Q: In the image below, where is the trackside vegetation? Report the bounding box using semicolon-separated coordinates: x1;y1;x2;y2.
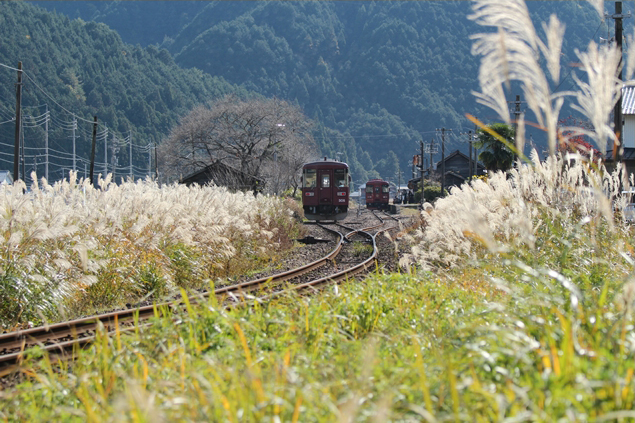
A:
0;173;305;330
2;152;635;420
4;1;635;420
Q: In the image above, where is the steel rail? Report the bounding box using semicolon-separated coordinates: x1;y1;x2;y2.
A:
259;226;388;300
201;224;344;298
0;216;398;375
0;223;373;377
0;225;346;372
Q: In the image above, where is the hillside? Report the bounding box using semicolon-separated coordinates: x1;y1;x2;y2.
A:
0;1;244;183
26;1;611;184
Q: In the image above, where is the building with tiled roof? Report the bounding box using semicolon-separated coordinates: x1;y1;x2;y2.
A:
622;84;635;150
605;84;635;175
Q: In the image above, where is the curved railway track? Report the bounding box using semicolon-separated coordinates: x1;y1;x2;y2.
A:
0;209;400;377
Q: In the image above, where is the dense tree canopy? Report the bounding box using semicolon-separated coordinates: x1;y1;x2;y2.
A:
0;1;244;183
18;1;611;183
475;123;515;173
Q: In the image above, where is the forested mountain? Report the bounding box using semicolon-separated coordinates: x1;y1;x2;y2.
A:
0;1;244;183
24;1;612;184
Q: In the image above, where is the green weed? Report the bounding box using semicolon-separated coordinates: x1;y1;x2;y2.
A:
352;241;373;257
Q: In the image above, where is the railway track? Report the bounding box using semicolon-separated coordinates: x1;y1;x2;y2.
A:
0;209;400;377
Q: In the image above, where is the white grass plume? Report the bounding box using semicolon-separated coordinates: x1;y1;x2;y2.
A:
404;152;624;271
0;171;300;327
470;0;593;156
587;0;605;19
571;41;623;154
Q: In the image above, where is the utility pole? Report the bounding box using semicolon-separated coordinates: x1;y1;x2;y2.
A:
90;116;97;187
469;131;473;180
129;130;133;179
21;126;25;182
512;95;523;133
148;142;152;179
473;123;480;177
436;128;451;195
104;124;108;176
111;132;118;180
72;116;77;173
513;95;521;164
441;128;446;195
428;139;434;176
45;104;49;181
420;139;424;206
424;139;438;202
607;1;630;161
507;94;526;162
13;62;22;182
154;143;158;181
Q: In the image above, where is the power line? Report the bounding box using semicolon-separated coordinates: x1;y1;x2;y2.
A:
0;62;21;72
21;71;96;126
313;130;437;140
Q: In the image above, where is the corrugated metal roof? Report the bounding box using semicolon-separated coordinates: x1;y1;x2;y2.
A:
623;85;635;115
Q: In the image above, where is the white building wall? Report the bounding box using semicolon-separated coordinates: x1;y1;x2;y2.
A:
624;115;635;149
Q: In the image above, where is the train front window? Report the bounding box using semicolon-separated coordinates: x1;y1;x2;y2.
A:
382;185;390;193
321;174;330;188
374;187;380;193
366;186;373;193
334;169;348;187
303;169;317;188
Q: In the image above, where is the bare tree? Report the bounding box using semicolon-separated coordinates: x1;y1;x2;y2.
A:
261;132;319;196
158;95;316;190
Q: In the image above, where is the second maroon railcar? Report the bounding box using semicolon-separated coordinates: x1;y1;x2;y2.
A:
301;158;350;221
365;179;390;210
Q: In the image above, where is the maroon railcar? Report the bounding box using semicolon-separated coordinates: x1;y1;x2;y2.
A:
301;158;350;221
365;179;390;210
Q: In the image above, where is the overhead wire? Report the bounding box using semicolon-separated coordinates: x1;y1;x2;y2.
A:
0;63;21;72
554;18;607;93
11;64;135;143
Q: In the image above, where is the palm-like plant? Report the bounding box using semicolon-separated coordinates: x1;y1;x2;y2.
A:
475;123;515;172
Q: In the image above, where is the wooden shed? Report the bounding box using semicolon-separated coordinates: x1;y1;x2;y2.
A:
436;150;485;186
179;161;265;194
408;150;485;192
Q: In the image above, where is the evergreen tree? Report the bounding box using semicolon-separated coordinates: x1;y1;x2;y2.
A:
475;123;515;173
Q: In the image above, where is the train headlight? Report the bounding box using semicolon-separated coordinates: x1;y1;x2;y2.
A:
337;192;347;196
304;192;315;196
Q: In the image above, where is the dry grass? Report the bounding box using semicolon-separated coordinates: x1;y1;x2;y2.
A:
0;173;304;329
4;2;635;420
403;152;628;271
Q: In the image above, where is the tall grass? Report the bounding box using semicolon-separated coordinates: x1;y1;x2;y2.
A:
3;0;635;420
403;151;628;272
0;173;304;329
3;257;635;420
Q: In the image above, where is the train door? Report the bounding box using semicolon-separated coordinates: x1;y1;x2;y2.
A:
318;169;332;204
